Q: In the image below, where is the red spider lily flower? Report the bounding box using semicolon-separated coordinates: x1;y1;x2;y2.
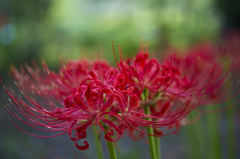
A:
118;52;161;94
162;44;239;110
113;51;208;139
106;64;203;139
118;52;181;102
4;58;153;150
1;55;206;149
144;47;236;135
1;66;126;150
3;42;236;151
116;48;237;139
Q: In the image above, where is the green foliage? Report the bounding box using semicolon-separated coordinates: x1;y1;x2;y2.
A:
0;0;221;72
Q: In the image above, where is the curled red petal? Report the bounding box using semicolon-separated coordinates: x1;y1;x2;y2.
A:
64;97;71;108
100;93;114;112
128;94;139;111
76;130;87;139
73;96;90;112
85;83;94;109
75;140;89;150
88;69;98;80
159;102;170;116
104;131;113;141
101;118;123;142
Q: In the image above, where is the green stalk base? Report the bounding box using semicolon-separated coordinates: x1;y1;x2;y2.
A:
155;137;161;159
144;106;158;159
93;126;104;159
107;141;117;159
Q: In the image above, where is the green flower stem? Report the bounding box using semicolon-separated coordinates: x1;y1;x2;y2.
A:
155;137;161;159
225;78;236;159
143;89;158;159
226;100;236;159
187;123;201;159
224;58;236;159
93;126;104;159
106;140;117;159
205;106;221;159
187;111;206;159
144;105;158;159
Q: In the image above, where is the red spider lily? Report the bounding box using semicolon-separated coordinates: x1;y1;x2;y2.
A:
117;48;237;139
1;67;125;150
2;60;131;149
106;68;201;139
118;52;181;102
107;59;205;139
162;44;239;111
2;40;237;152
1;55;207;150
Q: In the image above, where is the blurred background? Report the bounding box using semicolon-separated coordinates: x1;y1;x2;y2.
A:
0;0;240;159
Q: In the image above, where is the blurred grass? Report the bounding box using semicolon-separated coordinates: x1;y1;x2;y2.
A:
0;0;221;73
186;102;238;159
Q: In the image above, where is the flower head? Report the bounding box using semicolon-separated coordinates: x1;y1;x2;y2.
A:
1;44;236;150
118;52;181;102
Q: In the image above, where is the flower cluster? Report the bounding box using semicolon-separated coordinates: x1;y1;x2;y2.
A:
1;46;232;150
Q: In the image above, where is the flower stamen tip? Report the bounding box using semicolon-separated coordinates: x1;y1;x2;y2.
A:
7;116;11;120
